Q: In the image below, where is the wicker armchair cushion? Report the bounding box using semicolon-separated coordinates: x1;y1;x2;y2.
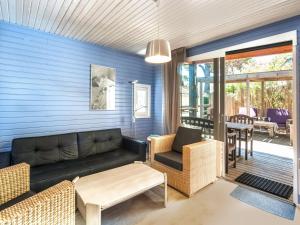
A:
154;151;183;171
172;126;202;153
12;133;78;167
77;128;123;158
0;190;35;211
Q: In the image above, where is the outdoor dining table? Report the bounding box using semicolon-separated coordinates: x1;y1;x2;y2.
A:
226;122;254;160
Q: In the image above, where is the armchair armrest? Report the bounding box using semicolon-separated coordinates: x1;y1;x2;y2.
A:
0;163;30;205
0;180;75;225
182;140;217;191
122;136;147;161
150;134;176;162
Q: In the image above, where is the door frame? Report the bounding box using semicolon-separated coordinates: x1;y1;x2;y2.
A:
187;31;299;205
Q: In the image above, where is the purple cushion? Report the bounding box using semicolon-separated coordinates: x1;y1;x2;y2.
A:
266;108;290;124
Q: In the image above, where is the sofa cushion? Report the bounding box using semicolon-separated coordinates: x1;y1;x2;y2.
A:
30;159;90;192
30;148;140;192
12;133;78;167
77;128;123;158
81;148;141;174
172;126;202;153
154;151;182;171
0;191;36;211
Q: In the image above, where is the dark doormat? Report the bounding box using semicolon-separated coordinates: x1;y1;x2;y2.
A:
235;172;293;199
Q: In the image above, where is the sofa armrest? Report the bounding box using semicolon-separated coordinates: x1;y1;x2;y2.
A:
0;180;75;225
122;136;147;161
0;163;30;205
182;140;217;191
150;134;175;162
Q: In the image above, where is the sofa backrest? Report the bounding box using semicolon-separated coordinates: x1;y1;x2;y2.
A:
12;133;78;167
77;128;122;158
266;108;290;124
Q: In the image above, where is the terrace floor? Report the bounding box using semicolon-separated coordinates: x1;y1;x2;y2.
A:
225;132;293;201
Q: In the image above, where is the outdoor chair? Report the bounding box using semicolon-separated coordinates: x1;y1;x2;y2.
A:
229;114;254;159
225;125;237;173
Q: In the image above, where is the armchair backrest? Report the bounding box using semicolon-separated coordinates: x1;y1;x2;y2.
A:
229;114;254;125
172;126;203;153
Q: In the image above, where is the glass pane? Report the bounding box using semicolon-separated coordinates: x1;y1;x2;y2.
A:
179;62;214;138
225;83;247;117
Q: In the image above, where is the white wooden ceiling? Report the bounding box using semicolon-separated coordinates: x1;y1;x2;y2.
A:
0;0;300;54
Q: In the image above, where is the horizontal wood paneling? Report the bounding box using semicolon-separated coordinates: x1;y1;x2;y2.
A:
187;15;300;57
1;0;300;53
0;22;158;152
153;65;164;135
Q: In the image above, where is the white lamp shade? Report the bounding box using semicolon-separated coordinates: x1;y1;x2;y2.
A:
145;39;171;64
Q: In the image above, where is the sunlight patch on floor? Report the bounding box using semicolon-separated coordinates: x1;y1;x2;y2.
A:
252;140;293;159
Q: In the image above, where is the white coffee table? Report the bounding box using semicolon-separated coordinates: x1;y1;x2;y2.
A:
75;162;167;225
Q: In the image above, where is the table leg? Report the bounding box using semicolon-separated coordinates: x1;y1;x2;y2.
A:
245;130;248;160
164;173;167;208
238;130;241;157
225;142;229;174
86;203;101;225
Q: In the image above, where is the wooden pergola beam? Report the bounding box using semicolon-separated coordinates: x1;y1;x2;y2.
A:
226;42;292;60
197;70;292;83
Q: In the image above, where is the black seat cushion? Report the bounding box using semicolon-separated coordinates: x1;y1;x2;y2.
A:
77;128;123;158
155;151;182;171
0;191;36;211
30;159;91;192
80;148;141;174
30;148;140;192
172;126;202;153
12;133;78;167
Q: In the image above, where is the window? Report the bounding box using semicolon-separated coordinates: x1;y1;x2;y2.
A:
134;84;151;118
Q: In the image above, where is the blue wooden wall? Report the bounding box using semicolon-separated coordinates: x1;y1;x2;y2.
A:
0;21;159;152
153;65;164;135
188;15;300;57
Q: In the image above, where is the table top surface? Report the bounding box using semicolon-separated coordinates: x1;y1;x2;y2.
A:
226;122;253;130
75;163;165;209
253;120;278;127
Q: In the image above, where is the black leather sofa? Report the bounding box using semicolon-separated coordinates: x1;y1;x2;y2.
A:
0;128;146;192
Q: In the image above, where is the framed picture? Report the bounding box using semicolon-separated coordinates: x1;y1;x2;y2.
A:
90;64;116;110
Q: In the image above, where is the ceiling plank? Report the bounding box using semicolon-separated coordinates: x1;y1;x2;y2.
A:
8;0;17;23
15;0;23;24
38;0;57;30
0;0;10;21
48;0;73;33
34;0;49;29
0;0;299;54
28;0;41;27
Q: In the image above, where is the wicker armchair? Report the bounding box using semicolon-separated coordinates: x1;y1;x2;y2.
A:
0;163;75;225
150;134;217;197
